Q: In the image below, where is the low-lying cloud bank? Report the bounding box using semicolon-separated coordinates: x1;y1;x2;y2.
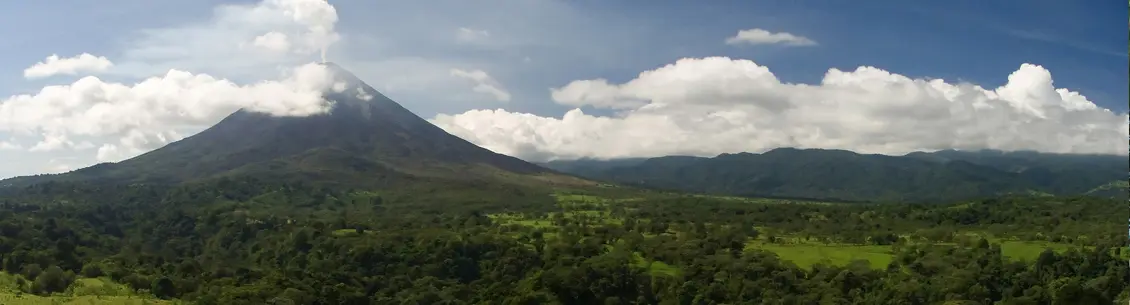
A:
431;57;1129;161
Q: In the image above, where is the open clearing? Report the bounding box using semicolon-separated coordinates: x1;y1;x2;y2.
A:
0;295;179;305
0;273;177;305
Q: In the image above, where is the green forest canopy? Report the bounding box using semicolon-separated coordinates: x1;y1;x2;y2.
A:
0;177;1123;304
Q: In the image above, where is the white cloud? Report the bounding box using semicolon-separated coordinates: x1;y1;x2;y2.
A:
266;0;340;54
0;140;21;151
240;0;340;57
115;0;340;79
28;133;74;152
73;142;96;150
45;159;73;174
1;62;338;163
450;68;511;102
725;28;817;46
431;57;1129;161
252;31;293;53
96;129;184;163
456;27;491;42
23;53;114;79
355;87;373;101
0;0;346;175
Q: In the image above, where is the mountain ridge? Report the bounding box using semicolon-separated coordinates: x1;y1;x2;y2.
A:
541;148;1127;203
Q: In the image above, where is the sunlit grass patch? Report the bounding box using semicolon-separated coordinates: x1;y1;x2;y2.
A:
0;272;178;305
631;252;680;277
491;209;624;229
510;219;557;229
997;240;1074;262
331;229;376;237
957;233;1085;262
0;294;182;305
550;211;622;225
552;193;614;210
69;278;136;297
489;213;560;230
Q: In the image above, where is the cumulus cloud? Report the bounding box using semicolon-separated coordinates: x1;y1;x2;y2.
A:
28;133;75;152
266;0;340;55
252;31;293;53
96;130;184;163
23;53;114;79
725;28;817;46
431;57;1129;161
118;0;340;78
450;69;511;102
1;62;338;163
355;87;373;101
456;27;491;42
0;0;347;174
0;140;21;151
45;159;73;174
243;0;339;59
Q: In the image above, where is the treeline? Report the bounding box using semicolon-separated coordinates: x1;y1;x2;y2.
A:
0;179;1123;304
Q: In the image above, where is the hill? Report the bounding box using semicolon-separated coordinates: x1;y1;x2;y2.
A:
0;63;589;190
542;148;1127;203
537;158;649;179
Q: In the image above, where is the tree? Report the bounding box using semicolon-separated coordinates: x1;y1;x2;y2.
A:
31;265;73;294
152;277;177;299
81;263;103;278
22;264;42;281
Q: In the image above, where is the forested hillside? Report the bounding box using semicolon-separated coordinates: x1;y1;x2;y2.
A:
542;148;1127;203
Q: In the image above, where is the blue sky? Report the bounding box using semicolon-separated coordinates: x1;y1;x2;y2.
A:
0;0;1126;178
554;0;1129;112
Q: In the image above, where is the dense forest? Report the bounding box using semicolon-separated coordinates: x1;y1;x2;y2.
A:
0;177;1123;304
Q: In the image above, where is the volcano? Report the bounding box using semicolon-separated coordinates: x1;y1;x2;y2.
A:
1;63;588;189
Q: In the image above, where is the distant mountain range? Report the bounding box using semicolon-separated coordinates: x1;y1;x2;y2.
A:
540;148;1128;203
0;63;589;190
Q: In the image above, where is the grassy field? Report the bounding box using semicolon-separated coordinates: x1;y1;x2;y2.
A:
631;252;680;277
331;228;378;237
0;273;178;305
489;214;558;229
742;236;1079;269
0;295;179;305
